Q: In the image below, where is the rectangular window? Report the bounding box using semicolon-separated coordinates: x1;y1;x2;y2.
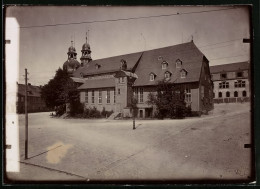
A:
185;88;192;102
237;72;243;78
221;73;227;79
118;88;120;95
114;88;116;103
219;81;229;89
139;88;144;103
98;90;102;104
150;74;154;81
107;90;110;104
119;77;125;83
181;71;186;78
235;80;246;88
91;90;94;104
85;90;88;103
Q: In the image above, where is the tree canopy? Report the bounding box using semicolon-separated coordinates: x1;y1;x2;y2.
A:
147;80;187;119
41;68;80;115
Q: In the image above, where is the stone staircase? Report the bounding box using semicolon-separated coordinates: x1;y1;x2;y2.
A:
108;112;122;120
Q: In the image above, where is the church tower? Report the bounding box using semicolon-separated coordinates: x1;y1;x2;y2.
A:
80;32;92;66
63;40;80;75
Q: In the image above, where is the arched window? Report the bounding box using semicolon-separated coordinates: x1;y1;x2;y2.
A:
234;91;238;97
218;92;222;98
242;91;247;97
226;91;230;97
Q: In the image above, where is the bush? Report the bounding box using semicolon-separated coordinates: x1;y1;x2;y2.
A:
55;104;66;116
101;107;113;118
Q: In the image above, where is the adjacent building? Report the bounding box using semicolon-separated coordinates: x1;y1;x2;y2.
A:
63;33;214;118
210;61;250;103
17;83;48;113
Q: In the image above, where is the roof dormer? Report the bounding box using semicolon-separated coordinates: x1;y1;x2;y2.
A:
95;64;101;69
161;61;168;70
149;72;157;81
180;69;188;78
176;59;182;68
164;71;172;80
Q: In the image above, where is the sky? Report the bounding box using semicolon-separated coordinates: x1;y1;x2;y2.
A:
5;6;250;86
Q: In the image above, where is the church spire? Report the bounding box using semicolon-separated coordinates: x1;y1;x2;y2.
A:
80;31;92;66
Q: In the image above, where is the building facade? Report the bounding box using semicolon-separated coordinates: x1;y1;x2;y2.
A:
17;83;48;113
210;62;250;103
64;34;214;118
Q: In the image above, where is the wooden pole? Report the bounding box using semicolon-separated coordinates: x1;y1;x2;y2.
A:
25;68;28;159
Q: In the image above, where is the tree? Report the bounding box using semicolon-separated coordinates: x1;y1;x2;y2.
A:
41;68;81;116
130;96;138;129
147;80;186;119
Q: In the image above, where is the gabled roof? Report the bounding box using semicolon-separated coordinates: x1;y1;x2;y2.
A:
210;61;249;73
78;78;115;90
73;52;143;77
133;41;205;86
18;83;42;97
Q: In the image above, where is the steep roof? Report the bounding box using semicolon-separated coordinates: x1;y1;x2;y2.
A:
210;61;249;73
73;52;143;77
78;78;115;90
133;41;205;86
18;84;42;97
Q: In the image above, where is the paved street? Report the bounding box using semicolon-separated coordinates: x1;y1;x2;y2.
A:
6;103;252;182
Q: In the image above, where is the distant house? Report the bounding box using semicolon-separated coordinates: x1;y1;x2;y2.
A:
210;61;250;103
17;83;48;113
63;33;214;118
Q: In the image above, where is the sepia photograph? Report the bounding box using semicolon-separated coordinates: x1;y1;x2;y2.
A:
4;5;254;183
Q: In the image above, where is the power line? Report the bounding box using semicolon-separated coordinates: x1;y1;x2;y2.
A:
209;54;248;61
19;7;235;29
198;38;243;48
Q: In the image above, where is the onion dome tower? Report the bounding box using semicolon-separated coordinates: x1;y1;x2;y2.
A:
80;32;92;66
63;40;80;75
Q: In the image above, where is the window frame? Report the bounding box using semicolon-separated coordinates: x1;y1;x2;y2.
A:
91;90;95;104
107;90;110;104
98;90;102;104
185;88;192;102
85;90;88;103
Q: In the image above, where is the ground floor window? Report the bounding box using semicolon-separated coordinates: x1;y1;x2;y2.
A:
243;90;247;97
226;91;230;98
107;90;110;103
92;90;95;103
185;88;191;102
234;91;238;97
85;90;88;103
99;90;102;104
218;92;222;98
139;88;144;103
114;88;116;103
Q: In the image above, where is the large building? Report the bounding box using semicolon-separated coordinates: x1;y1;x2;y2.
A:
63;34;214;118
17;83;48;113
210;62;250;103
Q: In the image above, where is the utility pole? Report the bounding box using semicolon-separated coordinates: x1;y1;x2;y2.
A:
25;68;28;159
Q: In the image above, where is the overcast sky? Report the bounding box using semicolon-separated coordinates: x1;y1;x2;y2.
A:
6;6;250;85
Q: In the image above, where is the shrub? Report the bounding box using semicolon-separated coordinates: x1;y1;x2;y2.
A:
55;104;66;116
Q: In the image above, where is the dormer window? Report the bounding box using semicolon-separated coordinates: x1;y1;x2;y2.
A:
158;56;163;61
164;71;172;80
162;61;168;69
95;64;101;69
180;69;187;78
176;59;182;68
149;72;156;81
80;72;84;78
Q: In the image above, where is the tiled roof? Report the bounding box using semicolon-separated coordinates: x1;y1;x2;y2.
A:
73;52;143;77
133;42;205;86
70;77;85;83
78;78;115;90
18;84;42;97
210;61;249;73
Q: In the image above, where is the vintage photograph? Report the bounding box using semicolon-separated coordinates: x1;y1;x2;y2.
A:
5;6;253;183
